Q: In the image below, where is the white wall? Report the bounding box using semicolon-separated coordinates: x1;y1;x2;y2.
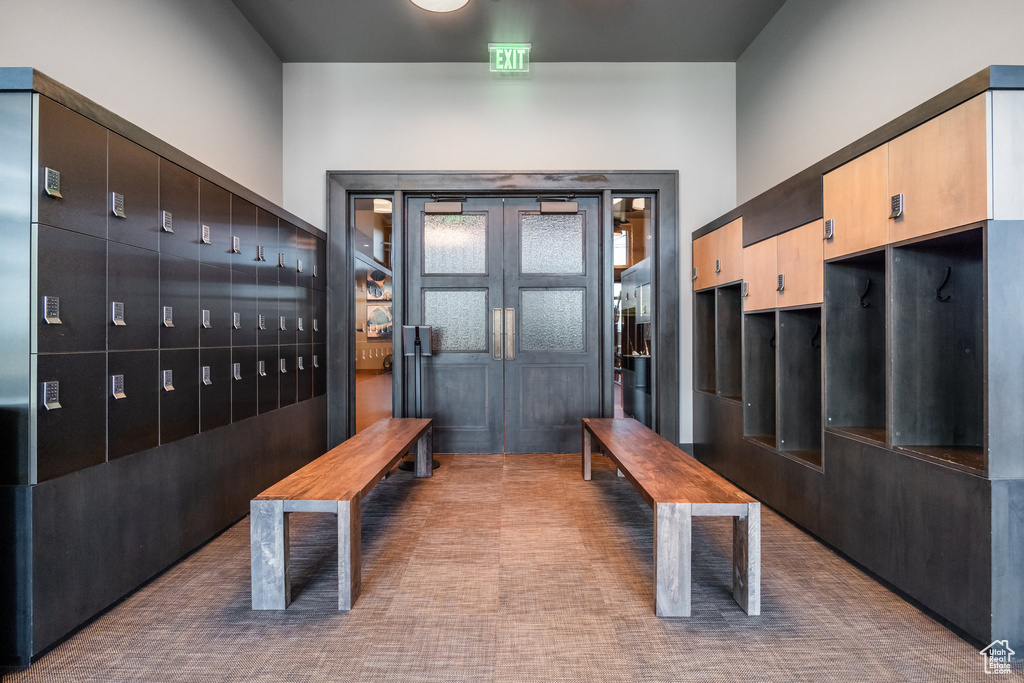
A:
737;0;1024;203
0;0;284;204
283;62;738;442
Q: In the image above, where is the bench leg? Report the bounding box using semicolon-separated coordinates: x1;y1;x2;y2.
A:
416;428;433;478
732;502;761;616
582;428;592;481
338;497;362;610
655;502;691;617
251;500;290;610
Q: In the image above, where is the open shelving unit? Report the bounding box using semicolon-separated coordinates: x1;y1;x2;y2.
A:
777;307;822;468
693;289;716;394
742;311;777;449
715;284;743;401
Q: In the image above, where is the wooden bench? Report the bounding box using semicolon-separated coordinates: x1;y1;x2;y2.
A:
250;417;433;610
581;417;760;617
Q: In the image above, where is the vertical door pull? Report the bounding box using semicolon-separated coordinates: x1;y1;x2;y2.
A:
492;308;503;360
504;308;516;360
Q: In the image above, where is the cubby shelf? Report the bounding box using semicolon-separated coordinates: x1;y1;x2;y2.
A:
715;284;743;401
742;311;777;447
824;250;886;445
778;308;823;468
693;289;716;394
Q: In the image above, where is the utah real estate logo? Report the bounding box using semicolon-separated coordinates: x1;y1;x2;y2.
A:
980;640;1015;675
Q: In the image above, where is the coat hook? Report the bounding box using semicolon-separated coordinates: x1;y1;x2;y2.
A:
936;266;952;302
810;324;821;349
859;278;871;308
769;331;776;349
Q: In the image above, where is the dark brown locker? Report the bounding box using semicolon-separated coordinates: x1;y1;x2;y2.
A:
313;238;327;291
256;345;279;415
159;255;199;350
278;284;297;347
36;226;106;354
312;343;326;398
278;221;298;286
231;271;258;348
279;345;297;407
296;228;316;290
36;96;107;239
107;350;159;460
199;264;231;348
311;289;327;344
158;160;200;261
296;343;313;402
296;286;313;346
256;208;278;282
159;348;199;444
107;133;159;250
199;179;232;270
230;195;258;277
35;352;106;481
108;242;159;352
231;346;258;422
256;278;278;348
199;347;231;432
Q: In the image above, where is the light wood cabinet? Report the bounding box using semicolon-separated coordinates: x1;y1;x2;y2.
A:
692;217;743;290
692;232;716;291
742;236;777;311
777;220;824;307
889;94;990;243
823;145;890;259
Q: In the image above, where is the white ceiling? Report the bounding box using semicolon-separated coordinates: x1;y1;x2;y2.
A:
230;0;787;63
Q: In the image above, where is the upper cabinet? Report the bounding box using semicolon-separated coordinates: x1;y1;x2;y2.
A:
692;217;742;290
823;145;889;260
776;220;823;307
888;94;990;243
742;236;777;312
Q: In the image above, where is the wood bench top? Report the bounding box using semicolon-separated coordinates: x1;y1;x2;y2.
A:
254;418;432;503
583;418;755;508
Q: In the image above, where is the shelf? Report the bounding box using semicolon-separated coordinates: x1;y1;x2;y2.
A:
830;426;887;445
742;311;777;442
824;250;886;437
896;444;985;473
891;228;984;473
778;308;822;462
716;284;743;399
693;289;716;393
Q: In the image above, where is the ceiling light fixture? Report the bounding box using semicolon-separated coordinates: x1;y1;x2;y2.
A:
373;198;393;214
410;0;470;12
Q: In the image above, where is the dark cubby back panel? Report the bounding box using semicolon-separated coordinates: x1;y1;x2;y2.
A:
742;311;777;442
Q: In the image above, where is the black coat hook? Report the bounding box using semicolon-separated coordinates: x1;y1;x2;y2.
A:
769;331;776;349
859;278;871;308
936;266;952;302
810;324;821;349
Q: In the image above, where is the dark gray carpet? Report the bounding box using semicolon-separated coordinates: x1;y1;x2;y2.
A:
7;453;1020;682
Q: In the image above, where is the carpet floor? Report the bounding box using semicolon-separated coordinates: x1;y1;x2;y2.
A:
6;453;1019;682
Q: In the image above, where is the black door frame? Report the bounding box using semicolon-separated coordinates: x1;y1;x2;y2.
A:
326;171;680;449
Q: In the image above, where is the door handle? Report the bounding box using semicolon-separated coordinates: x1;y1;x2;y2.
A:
492;308;503;360
504;308;516;360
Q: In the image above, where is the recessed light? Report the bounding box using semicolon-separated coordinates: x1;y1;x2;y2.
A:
410;0;470;12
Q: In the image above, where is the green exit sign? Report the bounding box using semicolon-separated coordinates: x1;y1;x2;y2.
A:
489;43;531;73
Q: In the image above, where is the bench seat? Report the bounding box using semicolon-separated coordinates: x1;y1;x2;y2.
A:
581;417;760;617
251;417;433;610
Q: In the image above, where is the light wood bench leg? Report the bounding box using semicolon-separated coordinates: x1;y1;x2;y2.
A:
655;502;692;617
251;500;290;610
416;428;433;478
338;496;362;610
582;428;592;480
732;502;761;615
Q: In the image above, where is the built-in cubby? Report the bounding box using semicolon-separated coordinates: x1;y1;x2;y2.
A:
693;289;716;393
891;227;984;472
824;250;886;444
742;311;776;449
777;308;822;468
715;284;743;401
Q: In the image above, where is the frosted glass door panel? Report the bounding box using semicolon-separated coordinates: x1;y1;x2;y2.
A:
520;214;584;274
520;289;585;352
423;214;488;274
423;289;488;352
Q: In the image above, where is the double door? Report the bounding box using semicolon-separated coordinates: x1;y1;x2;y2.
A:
407;196;601;453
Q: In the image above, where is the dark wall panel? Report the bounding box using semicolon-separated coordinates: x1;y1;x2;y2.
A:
36;97;107;239
108;242;159;352
257;346;279;415
256;208;278;282
199;179;232;270
159;349;199;444
199;264;232;348
31;397;327;656
36;226;106;354
159;255;199;350
199;347;231;432
158;160;200;261
230;196;258;277
107;133;158;251
279;345;297;407
231;347;258;423
35;352;106;482
107;350;159;460
231;271;258;348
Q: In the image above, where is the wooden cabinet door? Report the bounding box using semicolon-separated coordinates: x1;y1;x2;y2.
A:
692;232;716;290
743;236;777;311
777;220;823;307
823;145;890;259
889;94;989;243
715;217;743;284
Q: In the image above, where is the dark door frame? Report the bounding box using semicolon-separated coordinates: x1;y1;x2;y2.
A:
326;171;680;449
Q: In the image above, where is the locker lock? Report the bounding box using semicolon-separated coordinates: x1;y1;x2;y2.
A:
823;219;834;240
161;211;174;233
258;360;267;377
41;381;61;410
232;236;241;254
162;369;174;392
233;362;242;381
889;193;904;219
202;366;212;386
233;312;241;330
44;168;62;198
111;375;126;400
43;296;62;325
111;192;126;219
777;274;785;293
202;225;211;245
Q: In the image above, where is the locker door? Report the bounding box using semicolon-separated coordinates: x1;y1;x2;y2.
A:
199;264;232;349
158;160;200;262
231;271;258;348
279;345;297;407
35;352;106;481
231;346;258;422
257;345;279;415
256;209;279;282
36;226;106;354
108;133;159;251
256;278;279;348
199;179;233;270
199;347;231;432
159;348;199;444
108;242;159;352
159;255;200;350
230;196;258;277
107;350;159;459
